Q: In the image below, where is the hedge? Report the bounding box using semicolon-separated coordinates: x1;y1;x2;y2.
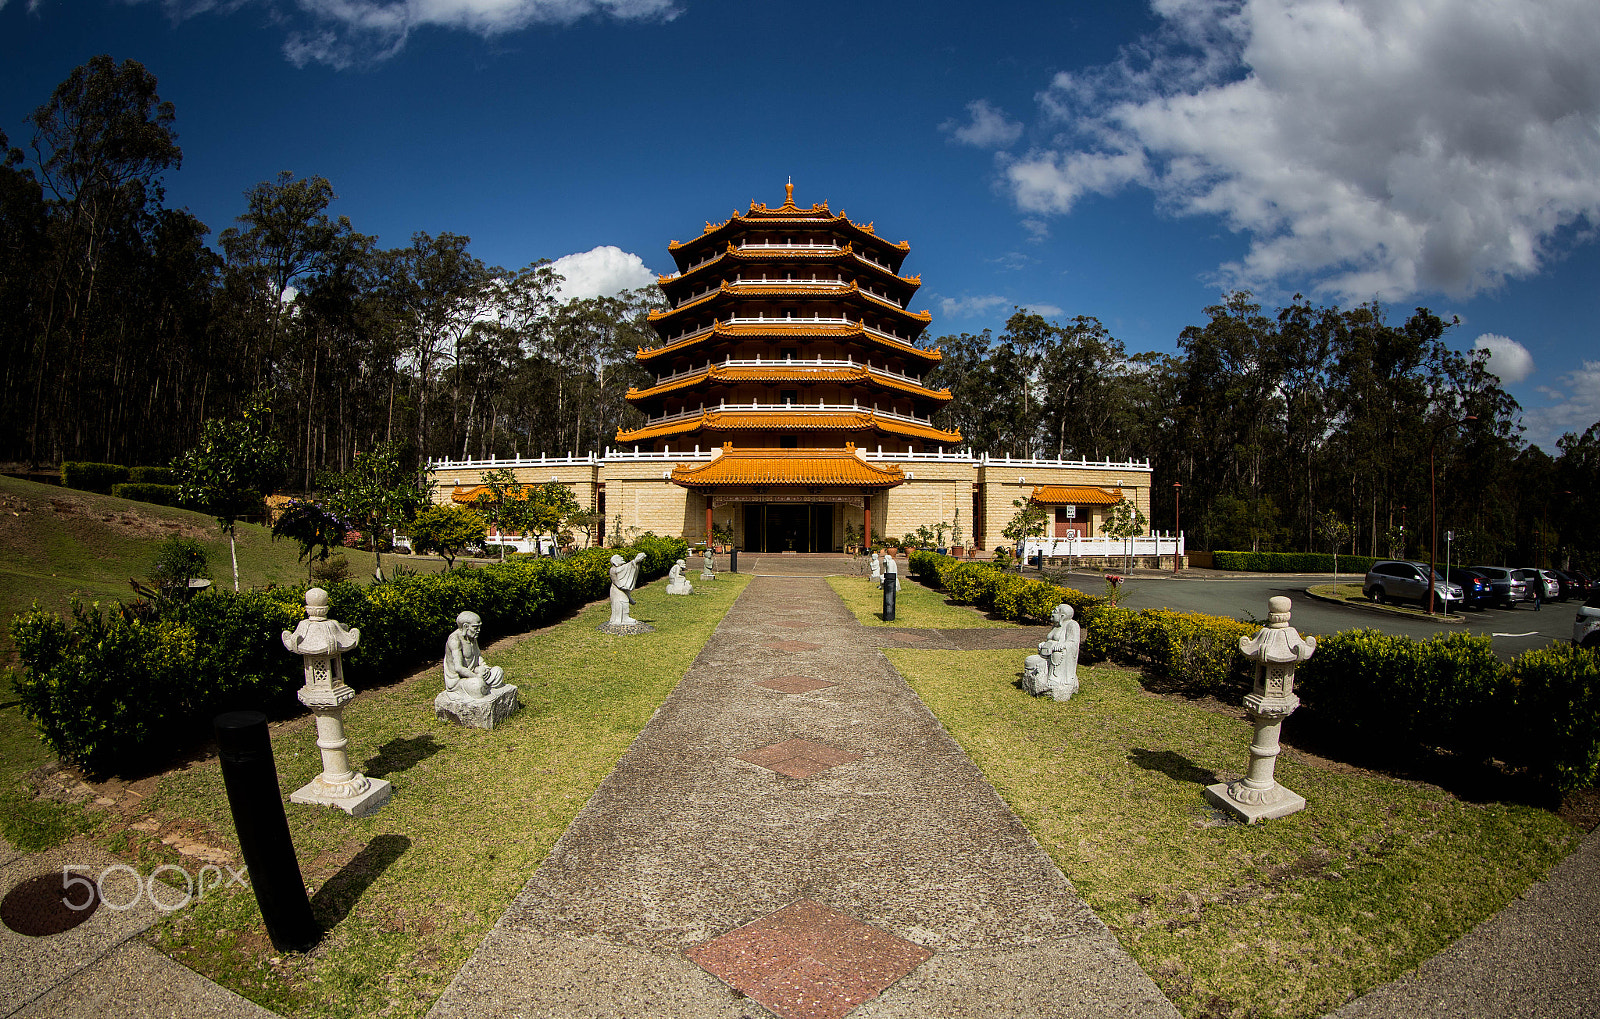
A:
1212;550;1381;574
1072;608;1600;793
9;535;685;776
908;550;1098;623
906;548;1600;792
61;462;129;493
109;482;185;507
129;466;179;485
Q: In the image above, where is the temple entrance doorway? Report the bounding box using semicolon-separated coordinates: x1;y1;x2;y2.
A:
741;503;835;553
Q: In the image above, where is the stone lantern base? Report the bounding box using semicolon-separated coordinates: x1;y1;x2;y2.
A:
1203;781;1305;824
290;775;392;818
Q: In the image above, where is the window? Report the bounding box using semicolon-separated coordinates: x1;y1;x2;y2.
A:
781;389;799;405
780;436;798;449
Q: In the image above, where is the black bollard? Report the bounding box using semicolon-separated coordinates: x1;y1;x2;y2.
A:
882;573;896;621
730;549;738;573
214;711;320;952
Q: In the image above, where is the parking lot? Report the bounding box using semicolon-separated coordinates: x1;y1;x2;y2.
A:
1049;569;1576;661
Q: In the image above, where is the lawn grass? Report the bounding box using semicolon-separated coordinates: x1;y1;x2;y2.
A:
0;474;454;853
889;649;1581;1019
123;573;752;1019
825;574;1015;628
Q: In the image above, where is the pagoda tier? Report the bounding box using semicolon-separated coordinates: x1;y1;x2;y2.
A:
623;183;960;452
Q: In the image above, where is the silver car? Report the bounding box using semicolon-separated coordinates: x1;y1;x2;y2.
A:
1576;591;1600;648
1514;568;1558;602
1470;566;1526;608
1364;561;1464;609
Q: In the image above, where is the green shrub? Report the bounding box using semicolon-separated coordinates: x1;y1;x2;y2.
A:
1212;550;1381;574
1503;643;1600;791
911;550;1098;624
61;462;129;493
9;537;685;776
110;482;183;506
129;466;178;485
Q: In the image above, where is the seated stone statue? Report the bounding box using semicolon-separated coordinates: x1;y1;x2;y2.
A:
1023;603;1080;701
443;610;506;699
869;551;882;584
666;558;694;595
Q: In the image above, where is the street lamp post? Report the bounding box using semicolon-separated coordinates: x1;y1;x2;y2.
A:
1427;415;1476;615
1172;481;1182;574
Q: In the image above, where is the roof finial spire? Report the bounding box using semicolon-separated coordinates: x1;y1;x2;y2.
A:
785;177;794;206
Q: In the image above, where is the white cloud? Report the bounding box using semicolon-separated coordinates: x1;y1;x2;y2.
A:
942;100;1024;149
1021;302;1064;317
1525;359;1600;450
1472;333;1534;384
138;0;680;68
549;245;657;302
936;294;1013;318
1003;0;1600;302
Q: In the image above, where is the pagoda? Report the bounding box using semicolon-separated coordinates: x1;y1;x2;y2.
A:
617;183;960;552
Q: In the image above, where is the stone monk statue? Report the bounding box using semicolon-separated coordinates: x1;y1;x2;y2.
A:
443;610;505;699
609;552;648;626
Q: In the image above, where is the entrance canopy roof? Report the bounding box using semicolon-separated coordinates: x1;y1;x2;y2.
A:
1030;485;1123;505
670;445;905;489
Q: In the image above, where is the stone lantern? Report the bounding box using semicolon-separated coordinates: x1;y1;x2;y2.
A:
280;588;391;817
1204;595;1315;823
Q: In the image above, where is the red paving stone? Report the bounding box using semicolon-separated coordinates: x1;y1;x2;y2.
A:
688;900;931;1019
735;738;861;778
756;675;839;694
762;640;824;652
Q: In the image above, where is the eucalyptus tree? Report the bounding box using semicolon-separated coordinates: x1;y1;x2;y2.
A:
24;55;182;462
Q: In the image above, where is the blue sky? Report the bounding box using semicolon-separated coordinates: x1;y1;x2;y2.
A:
4;0;1597;450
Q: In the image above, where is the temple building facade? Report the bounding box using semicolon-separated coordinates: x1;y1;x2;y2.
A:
427;185;1157;555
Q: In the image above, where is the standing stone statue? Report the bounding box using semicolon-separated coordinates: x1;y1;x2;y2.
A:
882;553;899;591
666;558;694;595
1023;603;1080;701
607;552;648;627
869;551;882;584
701;548;717;580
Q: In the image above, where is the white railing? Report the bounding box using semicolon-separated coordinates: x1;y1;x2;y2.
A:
603;446;718;461
861;447;979;462
1022;534;1185;561
735;242;842;253
652;315;925;351
641;401;936;427
979;452;1152;470
647;355;929;390
428;452;601;470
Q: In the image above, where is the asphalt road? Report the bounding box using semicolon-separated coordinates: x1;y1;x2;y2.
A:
1050;570;1576;660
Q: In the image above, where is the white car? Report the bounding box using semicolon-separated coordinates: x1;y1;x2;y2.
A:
1576;592;1600;649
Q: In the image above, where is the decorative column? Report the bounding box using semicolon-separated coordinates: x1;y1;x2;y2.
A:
1204;596;1315;823
281;588;391;817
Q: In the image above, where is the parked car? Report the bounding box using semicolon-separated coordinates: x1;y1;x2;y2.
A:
1363;561;1464;610
1575;590;1600;649
1551;569;1585;600
1514;568;1558;602
1568;570;1595;597
1540;569;1568;602
1446;567;1493;611
1468;566;1525;608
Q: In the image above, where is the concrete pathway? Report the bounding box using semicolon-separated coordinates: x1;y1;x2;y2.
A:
426;574;1176;1018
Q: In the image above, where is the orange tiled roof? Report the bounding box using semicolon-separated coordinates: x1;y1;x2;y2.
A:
659;248;921;290
1029;485;1123;505
451;484;530;504
626;364;952;402
638;320;940;363
670;445;905;488
615;408;961;445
